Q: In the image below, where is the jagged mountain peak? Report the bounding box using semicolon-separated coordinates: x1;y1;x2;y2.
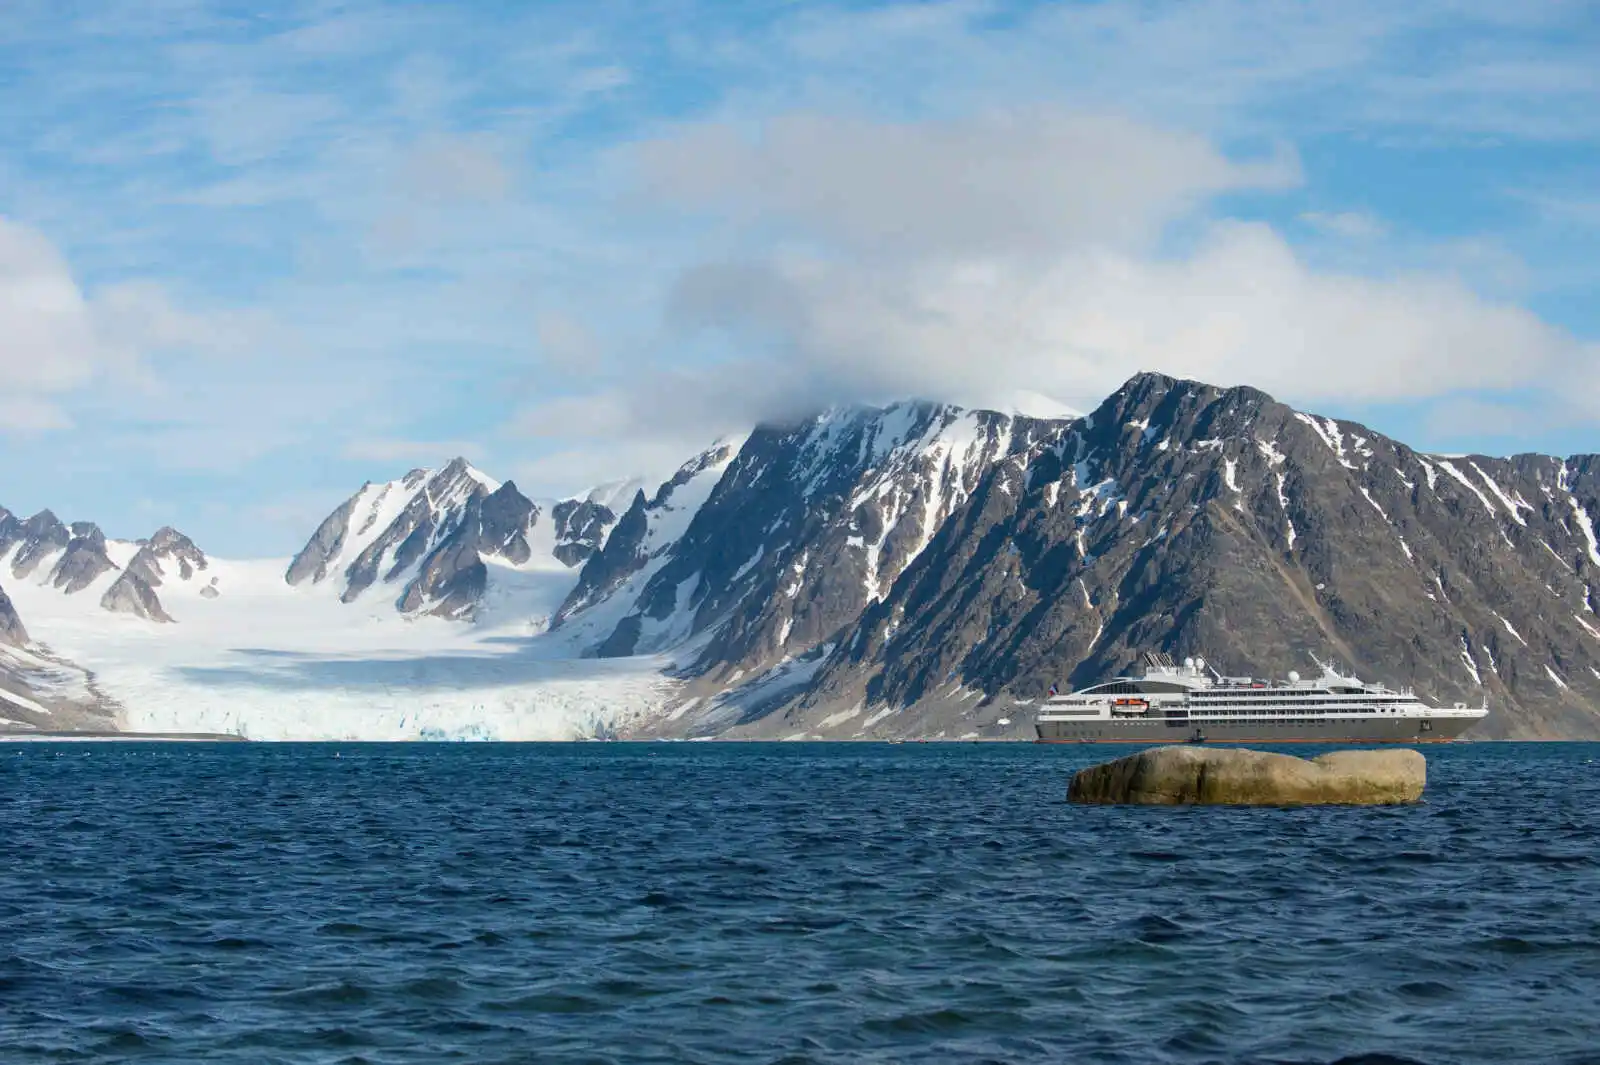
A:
98;524;210;623
761;378;1600;739
649;439;744;508
552;439;748;637
50;522;117;595
144;525;197;549
552;402;1061;682
286;458;496;592
14;369;1600;740
8;509;71;580
285;456;633;621
129;527;207;581
0;495;215;618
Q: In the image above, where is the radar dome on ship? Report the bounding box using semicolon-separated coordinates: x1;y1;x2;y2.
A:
1288;670;1301;683
1195;657;1206;671
1184;656;1195;668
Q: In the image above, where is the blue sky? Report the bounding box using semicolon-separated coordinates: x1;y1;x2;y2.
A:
1;0;1597;555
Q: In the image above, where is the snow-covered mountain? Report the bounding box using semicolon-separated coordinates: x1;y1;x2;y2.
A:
0;506;215;625
550;404;1065;732
285;457;621;624
781;374;1600;740
0;508;200;730
7;372;1600;740
551;438;746;655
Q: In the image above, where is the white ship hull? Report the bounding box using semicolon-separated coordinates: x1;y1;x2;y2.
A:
1035;713;1480;744
1034;652;1487;744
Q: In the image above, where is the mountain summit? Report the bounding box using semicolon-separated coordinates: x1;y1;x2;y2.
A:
286;457;623;620
6;372;1600;740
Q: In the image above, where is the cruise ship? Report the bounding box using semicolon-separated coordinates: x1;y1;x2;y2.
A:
1035;653;1487;744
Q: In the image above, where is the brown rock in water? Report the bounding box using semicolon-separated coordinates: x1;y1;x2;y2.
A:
1068;745;1425;806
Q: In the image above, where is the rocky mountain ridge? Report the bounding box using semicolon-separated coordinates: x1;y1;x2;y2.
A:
767;374;1600;739
285;457;623;620
7;371;1600;739
260;375;1600;739
0;507;181;729
0;507;212;625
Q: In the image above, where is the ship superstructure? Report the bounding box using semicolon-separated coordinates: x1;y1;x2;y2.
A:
1035;653;1486;743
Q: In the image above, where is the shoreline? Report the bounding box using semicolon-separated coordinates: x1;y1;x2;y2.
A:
0;731;250;743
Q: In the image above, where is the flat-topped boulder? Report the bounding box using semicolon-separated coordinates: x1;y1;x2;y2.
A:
1068;745;1425;806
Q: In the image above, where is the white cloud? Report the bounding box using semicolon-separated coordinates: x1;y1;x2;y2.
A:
4;0;1599;552
598;108;1592;432
481;95;1600;485
0;217;230;428
507;393;633;440
658;222;1589;414
635;109;1300;256
1421;395;1557;443
0;217;109;395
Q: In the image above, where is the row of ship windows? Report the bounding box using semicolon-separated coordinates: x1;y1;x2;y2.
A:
1092;702;1409;711
1062;713;1414;729
1062;694;1414;700
1190;703;1401;713
1058;720;1405;733
1080;682;1394;697
1056;703;1408;713
1188;695;1403;702
1166;706;1402;715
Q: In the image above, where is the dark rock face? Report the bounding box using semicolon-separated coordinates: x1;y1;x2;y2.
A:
551;499;616;567
9;510;70;579
285;490;362;586
397;539;488;618
552;440;756;649
561;406;1054;674
288;458;613;620
556;491;652;626
48;522;117;594
0;507;18;556
98;527;207;623
100;569;174;623
395;481;537;619
0;582;28;646
0;498;212;625
334;459;493;605
473;481;540;565
771;373;1600;738
133;527;209;584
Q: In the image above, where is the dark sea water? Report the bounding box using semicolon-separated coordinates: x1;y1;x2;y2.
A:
3;741;1598;1065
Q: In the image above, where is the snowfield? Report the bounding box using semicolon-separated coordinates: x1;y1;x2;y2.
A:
3;553;682;741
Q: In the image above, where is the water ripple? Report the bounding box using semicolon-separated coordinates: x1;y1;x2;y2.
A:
2;741;1598;1063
